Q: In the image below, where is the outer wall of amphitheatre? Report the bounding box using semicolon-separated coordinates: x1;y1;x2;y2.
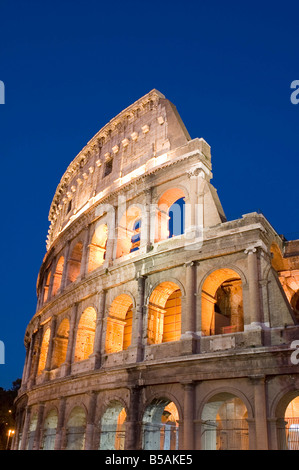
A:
13;90;299;451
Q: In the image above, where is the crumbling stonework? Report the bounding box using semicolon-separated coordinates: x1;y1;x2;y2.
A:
13;90;299;450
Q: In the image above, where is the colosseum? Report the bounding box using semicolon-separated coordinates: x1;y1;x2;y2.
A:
13;89;299;451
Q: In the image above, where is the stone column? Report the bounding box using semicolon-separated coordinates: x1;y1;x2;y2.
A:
33;403;45;450
22;339;34;389
28;326;43;387
93;290;107;368
186;168;205;240
181;262;197;354
182;382;195;450
184;262;197;334
20;406;31;450
85;391;97;450
186;170;197;232
149;203;158;245
61;241;71;291
125;386;142;450
80;224;91;278
135;274;146;362
142;188;152;252
44;316;57;378
47;264;55;300
54;397;67;450
250;375;269;449
245;247;262;325
63;302;79;375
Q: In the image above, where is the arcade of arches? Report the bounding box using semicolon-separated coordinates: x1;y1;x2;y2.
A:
19;394;299;450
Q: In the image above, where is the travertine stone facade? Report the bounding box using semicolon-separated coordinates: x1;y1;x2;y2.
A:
14;90;299;450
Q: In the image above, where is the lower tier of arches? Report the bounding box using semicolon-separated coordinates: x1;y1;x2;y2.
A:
13;374;299;451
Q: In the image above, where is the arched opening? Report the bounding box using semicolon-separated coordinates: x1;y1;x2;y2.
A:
88;224;108;272
52;256;64;296
74;307;97;362
105;295;133;353
26;413;38;450
37;328;51;375
43;271;51;303
284;396;299;450
67;242;83;283
52;318;69;368
116;206;142;258
201;268;244;336
142;398;179;450
147;282;181;345
99;401;127;450
65;407;86;450
155;188;186;242
201;393;249;450
41;409;58;450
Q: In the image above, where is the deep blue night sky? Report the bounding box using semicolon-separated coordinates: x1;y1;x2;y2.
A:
0;0;298;389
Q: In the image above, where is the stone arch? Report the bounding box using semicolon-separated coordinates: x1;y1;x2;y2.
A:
200;267;245;336
155;187;187;242
41;408;58;450
147;281;182;344
65;405;87;450
98;400;127;450
272;388;299;450
52;317;70;368
52;256;64;296
105;294;134;353
74;307;97;362
198;386;254;421
88;223;108;272
141;396;180;450
116;205;143;258
37;327;51;375
67;242;83;283
200;390;250;450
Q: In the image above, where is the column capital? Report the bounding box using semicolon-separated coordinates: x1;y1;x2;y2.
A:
244;246;258;255
184;260;197;268
180;379;196;388
249;374;266;384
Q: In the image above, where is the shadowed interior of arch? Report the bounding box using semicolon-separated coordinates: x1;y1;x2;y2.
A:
52;318;70;368
67;242;83;283
88;224;108;272
201;268;244;336
147;282;181;344
201;392;249;450
116;206;142;258
142;398;179;450
105;294;133;353
74;307;97;362
155;188;186;242
99;401;127;450
52;256;64;296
